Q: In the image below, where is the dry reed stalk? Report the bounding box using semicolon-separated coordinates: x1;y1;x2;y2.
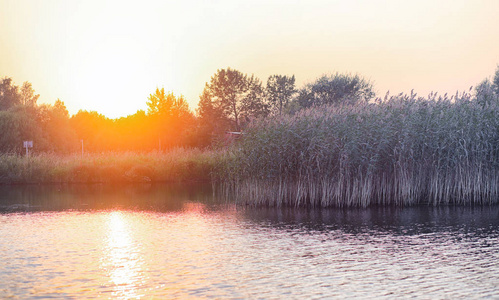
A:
216;92;499;207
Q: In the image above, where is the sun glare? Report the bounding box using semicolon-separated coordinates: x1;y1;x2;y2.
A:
1;0;498;118
70;37;154;118
103;211;145;299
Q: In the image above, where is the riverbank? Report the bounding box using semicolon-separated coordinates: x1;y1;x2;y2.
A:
0;148;219;184
3;94;499;207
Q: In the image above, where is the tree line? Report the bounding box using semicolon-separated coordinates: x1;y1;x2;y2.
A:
197;68;375;135
1;65;498;154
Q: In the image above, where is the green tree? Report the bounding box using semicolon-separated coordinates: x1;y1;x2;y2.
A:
474;64;499;106
0;79;72;153
493;65;499;96
0;106;43;153
20;82;39;107
196;88;230;146
0;77;21;110
38;100;78;153
147;88;191;119
0;110;20;152
200;68;267;132
70;110;113;152
146;88;195;149
113;110;156;151
475;79;497;106
297;73;375;108
266;75;296;115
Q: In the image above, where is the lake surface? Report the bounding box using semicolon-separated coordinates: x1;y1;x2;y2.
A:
1;184;498;299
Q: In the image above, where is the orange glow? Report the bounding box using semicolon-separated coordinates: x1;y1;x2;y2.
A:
1;0;498;118
65;87;197;152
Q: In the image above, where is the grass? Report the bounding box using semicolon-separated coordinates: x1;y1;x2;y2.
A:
0;148;220;184
216;92;499;207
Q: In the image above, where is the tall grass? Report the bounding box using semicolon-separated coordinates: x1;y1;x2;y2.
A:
217;92;499;207
0;148;220;184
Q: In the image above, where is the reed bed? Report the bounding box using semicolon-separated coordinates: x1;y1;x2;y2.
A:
0;148;219;184
217;93;499;207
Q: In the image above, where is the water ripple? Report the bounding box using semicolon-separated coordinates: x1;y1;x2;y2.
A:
0;205;498;299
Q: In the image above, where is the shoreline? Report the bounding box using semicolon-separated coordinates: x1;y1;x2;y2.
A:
0;149;219;185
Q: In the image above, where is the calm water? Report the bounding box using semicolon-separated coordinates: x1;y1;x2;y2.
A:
1;184;498;299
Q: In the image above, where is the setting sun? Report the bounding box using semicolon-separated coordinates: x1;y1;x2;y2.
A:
1;1;499;298
70;35;159;118
1;0;498;118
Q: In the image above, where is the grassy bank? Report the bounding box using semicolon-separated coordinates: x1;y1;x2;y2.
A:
0;148;220;184
217;93;499;207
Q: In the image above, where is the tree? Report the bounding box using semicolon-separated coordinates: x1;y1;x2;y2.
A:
199;68;267;132
0;77;21;110
0;78;76;153
196;88;230;146
146;88;195;149
70;110;113;152
474;65;499;106
0;110;21;152
266;75;296;115
0;106;43;153
0;78;38;110
20;82;40;107
493;65;499;96
38;99;78;153
297;73;375;108
114;110;157;151
475;79;497;106
146;88;191;119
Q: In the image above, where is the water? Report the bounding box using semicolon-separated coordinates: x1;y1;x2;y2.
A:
1;184;498;299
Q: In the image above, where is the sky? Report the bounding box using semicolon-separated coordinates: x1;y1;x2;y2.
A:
1;0;498;118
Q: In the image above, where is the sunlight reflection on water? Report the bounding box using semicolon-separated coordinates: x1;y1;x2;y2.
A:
0;184;498;298
103;211;144;299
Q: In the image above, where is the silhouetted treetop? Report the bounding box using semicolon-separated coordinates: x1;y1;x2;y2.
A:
297;73;375;108
199;67;267;132
493;65;499;96
266;74;296;116
0;77;21;110
20;82;39;107
146;88;190;118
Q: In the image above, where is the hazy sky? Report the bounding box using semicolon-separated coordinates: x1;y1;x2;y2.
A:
1;0;498;118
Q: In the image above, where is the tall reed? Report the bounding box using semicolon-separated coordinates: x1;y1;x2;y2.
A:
217;92;499;207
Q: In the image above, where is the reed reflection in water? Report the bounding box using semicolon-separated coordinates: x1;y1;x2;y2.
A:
0;184;498;298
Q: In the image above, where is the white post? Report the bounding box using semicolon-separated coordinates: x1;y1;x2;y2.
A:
24;141;32;157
